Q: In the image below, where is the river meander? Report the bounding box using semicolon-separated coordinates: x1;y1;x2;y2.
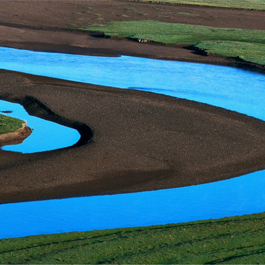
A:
0;47;265;239
0;99;80;153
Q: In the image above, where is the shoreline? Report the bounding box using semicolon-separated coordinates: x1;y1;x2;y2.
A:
0;123;32;147
1;26;264;75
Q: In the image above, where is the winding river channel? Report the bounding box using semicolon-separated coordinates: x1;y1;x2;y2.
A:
0;99;80;153
0;47;265;239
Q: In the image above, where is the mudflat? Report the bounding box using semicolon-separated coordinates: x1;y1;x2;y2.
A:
0;0;265;204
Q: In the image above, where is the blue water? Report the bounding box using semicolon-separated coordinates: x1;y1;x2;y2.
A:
0;100;80;153
1;170;265;239
0;47;264;120
0;47;265;239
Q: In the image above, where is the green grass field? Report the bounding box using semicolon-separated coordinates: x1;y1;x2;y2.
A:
195;41;265;65
1;212;265;264
142;0;265;10
82;20;265;66
0;114;25;134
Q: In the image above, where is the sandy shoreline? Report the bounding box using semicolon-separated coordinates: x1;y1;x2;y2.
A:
0;0;265;204
0;122;32;147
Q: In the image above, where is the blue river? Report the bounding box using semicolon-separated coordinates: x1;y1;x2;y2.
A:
0;47;265;239
0;100;80;153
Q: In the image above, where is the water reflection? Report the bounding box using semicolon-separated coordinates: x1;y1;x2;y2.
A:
0;47;265;239
0;100;80;153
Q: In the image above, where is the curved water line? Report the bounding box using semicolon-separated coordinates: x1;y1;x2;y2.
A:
0;96;94;153
1;169;265;239
0;47;264;120
0;100;79;153
0;47;265;239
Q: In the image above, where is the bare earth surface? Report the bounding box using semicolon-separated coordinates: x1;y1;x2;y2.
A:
0;0;265;203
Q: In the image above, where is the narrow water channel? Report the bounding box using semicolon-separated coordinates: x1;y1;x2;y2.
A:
0;100;80;153
0;47;264;120
0;47;265;239
1;169;265;239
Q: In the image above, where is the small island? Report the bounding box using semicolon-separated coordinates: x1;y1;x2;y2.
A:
0;114;32;147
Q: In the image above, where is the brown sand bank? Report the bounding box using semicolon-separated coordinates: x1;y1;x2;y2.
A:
0;0;265;204
0;123;32;147
1;71;265;204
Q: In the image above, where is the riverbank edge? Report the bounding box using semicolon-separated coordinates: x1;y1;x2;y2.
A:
1;211;265;263
0;122;32;147
2;30;265;75
0;94;94;148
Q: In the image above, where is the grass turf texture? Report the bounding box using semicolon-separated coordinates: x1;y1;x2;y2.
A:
1;212;265;264
82;20;265;66
195;41;265;65
141;0;265;10
0;114;25;135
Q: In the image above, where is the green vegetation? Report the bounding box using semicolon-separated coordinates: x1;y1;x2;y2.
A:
0;114;25;134
142;0;265;10
83;20;265;44
195;41;265;65
1;212;265;264
82;20;265;66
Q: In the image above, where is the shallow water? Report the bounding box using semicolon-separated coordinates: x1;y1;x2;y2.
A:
0;100;80;153
1;170;265;239
0;47;264;120
0;47;265;239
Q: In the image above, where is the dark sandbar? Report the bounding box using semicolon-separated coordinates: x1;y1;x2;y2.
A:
1;71;265;204
0;0;265;204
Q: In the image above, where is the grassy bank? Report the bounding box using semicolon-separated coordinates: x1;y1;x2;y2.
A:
1;212;265;264
82;20;265;66
195;41;265;65
0;114;25;135
141;0;265;10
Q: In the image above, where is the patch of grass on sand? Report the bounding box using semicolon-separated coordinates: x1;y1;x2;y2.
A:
195;41;265;65
82;20;265;66
1;212;265;263
0;114;25;134
143;0;265;10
